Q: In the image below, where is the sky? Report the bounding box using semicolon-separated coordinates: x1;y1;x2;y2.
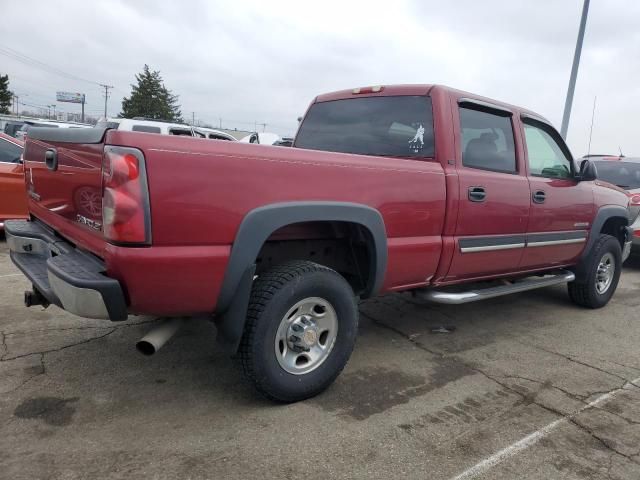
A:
1;0;638;154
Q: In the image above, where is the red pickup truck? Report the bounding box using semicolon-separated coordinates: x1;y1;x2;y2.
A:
5;84;633;402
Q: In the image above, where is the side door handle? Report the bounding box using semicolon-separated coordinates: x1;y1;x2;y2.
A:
532;190;546;204
468;186;486;202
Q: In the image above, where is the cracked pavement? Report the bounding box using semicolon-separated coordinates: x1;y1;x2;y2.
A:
1;237;639;479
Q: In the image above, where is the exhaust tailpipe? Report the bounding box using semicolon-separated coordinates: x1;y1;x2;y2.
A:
136;318;185;356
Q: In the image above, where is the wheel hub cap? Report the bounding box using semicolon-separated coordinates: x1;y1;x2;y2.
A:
275;297;338;375
595;252;615;294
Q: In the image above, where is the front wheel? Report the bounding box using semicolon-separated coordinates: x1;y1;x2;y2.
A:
568;234;622;309
238;261;358;402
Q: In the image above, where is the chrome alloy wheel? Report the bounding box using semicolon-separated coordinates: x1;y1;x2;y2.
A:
274;297;338;375
595;252;615;294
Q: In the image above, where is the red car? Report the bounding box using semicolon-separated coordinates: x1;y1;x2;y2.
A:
5;84;633;401
0;132;28;229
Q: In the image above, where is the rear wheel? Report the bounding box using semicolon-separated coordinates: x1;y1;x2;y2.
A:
238;261;358;402
568;234;621;309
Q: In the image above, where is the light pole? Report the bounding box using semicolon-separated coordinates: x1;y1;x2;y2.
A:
51;104;56;119
560;0;590;139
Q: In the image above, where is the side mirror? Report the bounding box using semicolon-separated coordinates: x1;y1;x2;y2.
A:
578;159;597;181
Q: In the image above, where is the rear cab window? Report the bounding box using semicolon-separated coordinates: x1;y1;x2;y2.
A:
593;161;640;189
294;96;434;158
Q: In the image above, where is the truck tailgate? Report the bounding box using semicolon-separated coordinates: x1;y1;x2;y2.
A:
23;128;108;257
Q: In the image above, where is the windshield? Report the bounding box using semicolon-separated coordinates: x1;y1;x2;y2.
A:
295;95;434;157
594;161;640;189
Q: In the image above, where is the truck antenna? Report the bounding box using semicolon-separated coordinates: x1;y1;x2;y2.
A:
587;95;596;156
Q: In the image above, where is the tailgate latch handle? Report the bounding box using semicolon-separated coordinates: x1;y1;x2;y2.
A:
45;148;58;172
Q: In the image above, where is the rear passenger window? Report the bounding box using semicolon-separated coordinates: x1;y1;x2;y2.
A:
460;107;516;173
132;125;161;134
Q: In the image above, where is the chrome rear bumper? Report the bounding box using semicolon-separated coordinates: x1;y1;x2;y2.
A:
5;219;127;321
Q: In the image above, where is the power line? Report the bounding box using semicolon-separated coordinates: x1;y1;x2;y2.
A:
0;44;120;119
0;44;108;87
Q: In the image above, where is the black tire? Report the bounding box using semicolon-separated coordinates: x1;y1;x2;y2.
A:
238;260;358;402
568;234;622;309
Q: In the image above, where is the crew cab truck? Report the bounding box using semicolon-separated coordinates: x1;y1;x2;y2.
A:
5;85;633;402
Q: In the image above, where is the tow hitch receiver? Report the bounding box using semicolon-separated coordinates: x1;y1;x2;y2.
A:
24;288;50;308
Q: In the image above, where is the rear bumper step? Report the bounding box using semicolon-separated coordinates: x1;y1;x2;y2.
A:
5;219;127;321
417;270;576;305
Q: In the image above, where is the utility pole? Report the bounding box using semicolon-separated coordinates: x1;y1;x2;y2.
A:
192;112;195;126
219;118;222;129
101;84;113;118
560;0;590;139
47;105;51;119
52;104;56;119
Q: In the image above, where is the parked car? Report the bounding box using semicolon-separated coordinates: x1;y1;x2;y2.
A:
0;133;27;229
97;118;236;140
193;127;237;141
3;120;25;138
240;132;281;145
582;155;640;252
15;119;91;140
5;84;633;402
273;137;294;147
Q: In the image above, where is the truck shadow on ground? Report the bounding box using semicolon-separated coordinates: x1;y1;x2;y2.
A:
4;282;596;422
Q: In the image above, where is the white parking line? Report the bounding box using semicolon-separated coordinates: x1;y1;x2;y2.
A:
449;376;640;480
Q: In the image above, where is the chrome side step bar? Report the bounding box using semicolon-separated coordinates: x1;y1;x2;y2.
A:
417;270;575;305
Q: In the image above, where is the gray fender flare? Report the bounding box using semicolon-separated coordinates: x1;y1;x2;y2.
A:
574;205;629;280
214;201;388;351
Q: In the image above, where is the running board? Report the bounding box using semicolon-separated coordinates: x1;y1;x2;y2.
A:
417;270;575;305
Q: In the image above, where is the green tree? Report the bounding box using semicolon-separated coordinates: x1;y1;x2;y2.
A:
120;65;182;121
0;74;13;115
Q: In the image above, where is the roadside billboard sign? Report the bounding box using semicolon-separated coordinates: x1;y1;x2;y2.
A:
56;91;85;104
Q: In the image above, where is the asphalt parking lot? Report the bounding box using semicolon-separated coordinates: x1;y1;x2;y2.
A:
0;236;639;480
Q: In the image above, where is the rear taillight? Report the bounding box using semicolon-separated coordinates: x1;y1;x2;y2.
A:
102;146;151;244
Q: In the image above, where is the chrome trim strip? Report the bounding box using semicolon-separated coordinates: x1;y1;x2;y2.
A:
526;238;586;248
460;243;525;253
